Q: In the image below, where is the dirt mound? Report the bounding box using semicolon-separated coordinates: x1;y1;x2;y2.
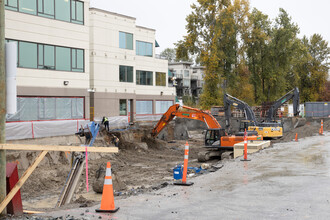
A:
277;121;321;142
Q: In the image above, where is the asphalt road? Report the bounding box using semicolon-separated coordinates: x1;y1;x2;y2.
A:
39;133;330;220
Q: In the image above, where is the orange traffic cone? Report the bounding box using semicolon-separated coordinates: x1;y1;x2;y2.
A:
241;129;251;161
295;133;298;142
174;141;193;186
95;162;119;213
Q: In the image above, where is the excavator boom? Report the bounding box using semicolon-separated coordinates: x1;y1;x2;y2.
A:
151;104;221;137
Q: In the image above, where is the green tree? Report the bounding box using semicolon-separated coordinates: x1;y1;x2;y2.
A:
296;34;330;101
177;0;251;109
160;48;176;62
245;8;271;104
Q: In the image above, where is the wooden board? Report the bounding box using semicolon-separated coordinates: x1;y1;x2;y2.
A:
0;144;118;153
0;151;48;213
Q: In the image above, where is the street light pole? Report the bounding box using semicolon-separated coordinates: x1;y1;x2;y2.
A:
0;0;6;215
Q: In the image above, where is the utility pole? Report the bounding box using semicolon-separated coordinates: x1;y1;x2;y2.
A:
0;0;6;215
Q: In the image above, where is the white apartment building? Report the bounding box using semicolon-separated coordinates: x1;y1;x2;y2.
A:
89;8;176;122
5;0;90;139
169;62;204;101
4;2;176;139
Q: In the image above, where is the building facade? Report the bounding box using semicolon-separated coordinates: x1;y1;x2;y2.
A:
5;0;90;123
89;8;176;122
169;62;204;103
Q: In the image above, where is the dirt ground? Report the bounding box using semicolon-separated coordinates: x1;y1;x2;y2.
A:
5;118;330;212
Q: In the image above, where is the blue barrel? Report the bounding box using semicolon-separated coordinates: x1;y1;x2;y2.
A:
173;166;183;180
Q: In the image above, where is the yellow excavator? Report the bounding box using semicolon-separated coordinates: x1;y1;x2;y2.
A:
224;88;300;139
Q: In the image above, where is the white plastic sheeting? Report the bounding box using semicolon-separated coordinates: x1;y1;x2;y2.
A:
95;116;129;129
6;119;89;140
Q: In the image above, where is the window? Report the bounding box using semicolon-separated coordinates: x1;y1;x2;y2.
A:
7;97;84;121
19;41;37;68
183;79;190;87
136;70;153;86
156;101;173;114
119;32;133;50
136;41;153;57
184;70;190;77
38;0;55;18
9;39;84;72
19;0;37;15
71;0;84;24
72;48;84;72
119;100;127;116
119;65;133;82
56;47;71;71
6;0;84;24
156;72;166;86
38;45;55;70
5;0;18;11
136;101;153;115
55;0;70;22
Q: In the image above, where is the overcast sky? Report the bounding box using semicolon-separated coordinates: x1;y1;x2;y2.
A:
90;0;330;53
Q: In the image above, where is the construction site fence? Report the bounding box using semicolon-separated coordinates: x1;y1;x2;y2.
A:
6;115;163;140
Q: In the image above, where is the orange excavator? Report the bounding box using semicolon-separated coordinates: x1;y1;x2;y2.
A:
151;104;263;161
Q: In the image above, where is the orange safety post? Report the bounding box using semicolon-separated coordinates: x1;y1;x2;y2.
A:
95;162;119;213
241;129;251;161
174;141;194;186
295;133;298;142
319;119;324;135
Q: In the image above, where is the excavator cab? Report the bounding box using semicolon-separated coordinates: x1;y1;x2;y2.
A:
205;128;226;146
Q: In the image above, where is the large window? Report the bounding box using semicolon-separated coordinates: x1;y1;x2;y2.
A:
156;72;166;86
156;101;173;114
136;101;153;115
7;97;84;121
71;0;84;24
38;0;55;18
136;70;153;86
184;70;190;77
9;39;84;72
183;79;190;87
136;41;153;57
119;32;133;50
119;100;127;116
119;65;133;82
19;42;37;68
5;0;84;25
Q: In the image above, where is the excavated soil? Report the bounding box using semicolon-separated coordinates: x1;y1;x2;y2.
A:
5;119;329;212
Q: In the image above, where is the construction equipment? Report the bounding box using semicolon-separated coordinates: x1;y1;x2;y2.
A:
151;104;262;161
266;87;300;122
224;93;283;138
56;122;100;207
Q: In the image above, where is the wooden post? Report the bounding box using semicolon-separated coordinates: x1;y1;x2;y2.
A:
0;0;6;215
0;151;48;214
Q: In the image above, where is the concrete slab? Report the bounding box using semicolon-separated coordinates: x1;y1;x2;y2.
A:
234;140;271;158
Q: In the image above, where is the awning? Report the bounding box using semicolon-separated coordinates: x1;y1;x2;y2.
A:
155;40;160;47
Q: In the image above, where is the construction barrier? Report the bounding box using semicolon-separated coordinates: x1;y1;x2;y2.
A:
95;162;119;213
6;163;23;215
174;141;193;186
241;130;251;161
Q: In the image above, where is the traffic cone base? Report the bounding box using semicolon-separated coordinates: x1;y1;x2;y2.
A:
241;159;251;162
95;207;120;213
174;182;194;186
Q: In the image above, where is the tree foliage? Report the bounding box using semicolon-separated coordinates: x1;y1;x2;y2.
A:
177;1;330;108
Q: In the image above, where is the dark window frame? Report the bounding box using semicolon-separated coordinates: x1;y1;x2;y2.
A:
136;70;153;86
6;38;85;73
119;65;134;83
5;0;84;25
